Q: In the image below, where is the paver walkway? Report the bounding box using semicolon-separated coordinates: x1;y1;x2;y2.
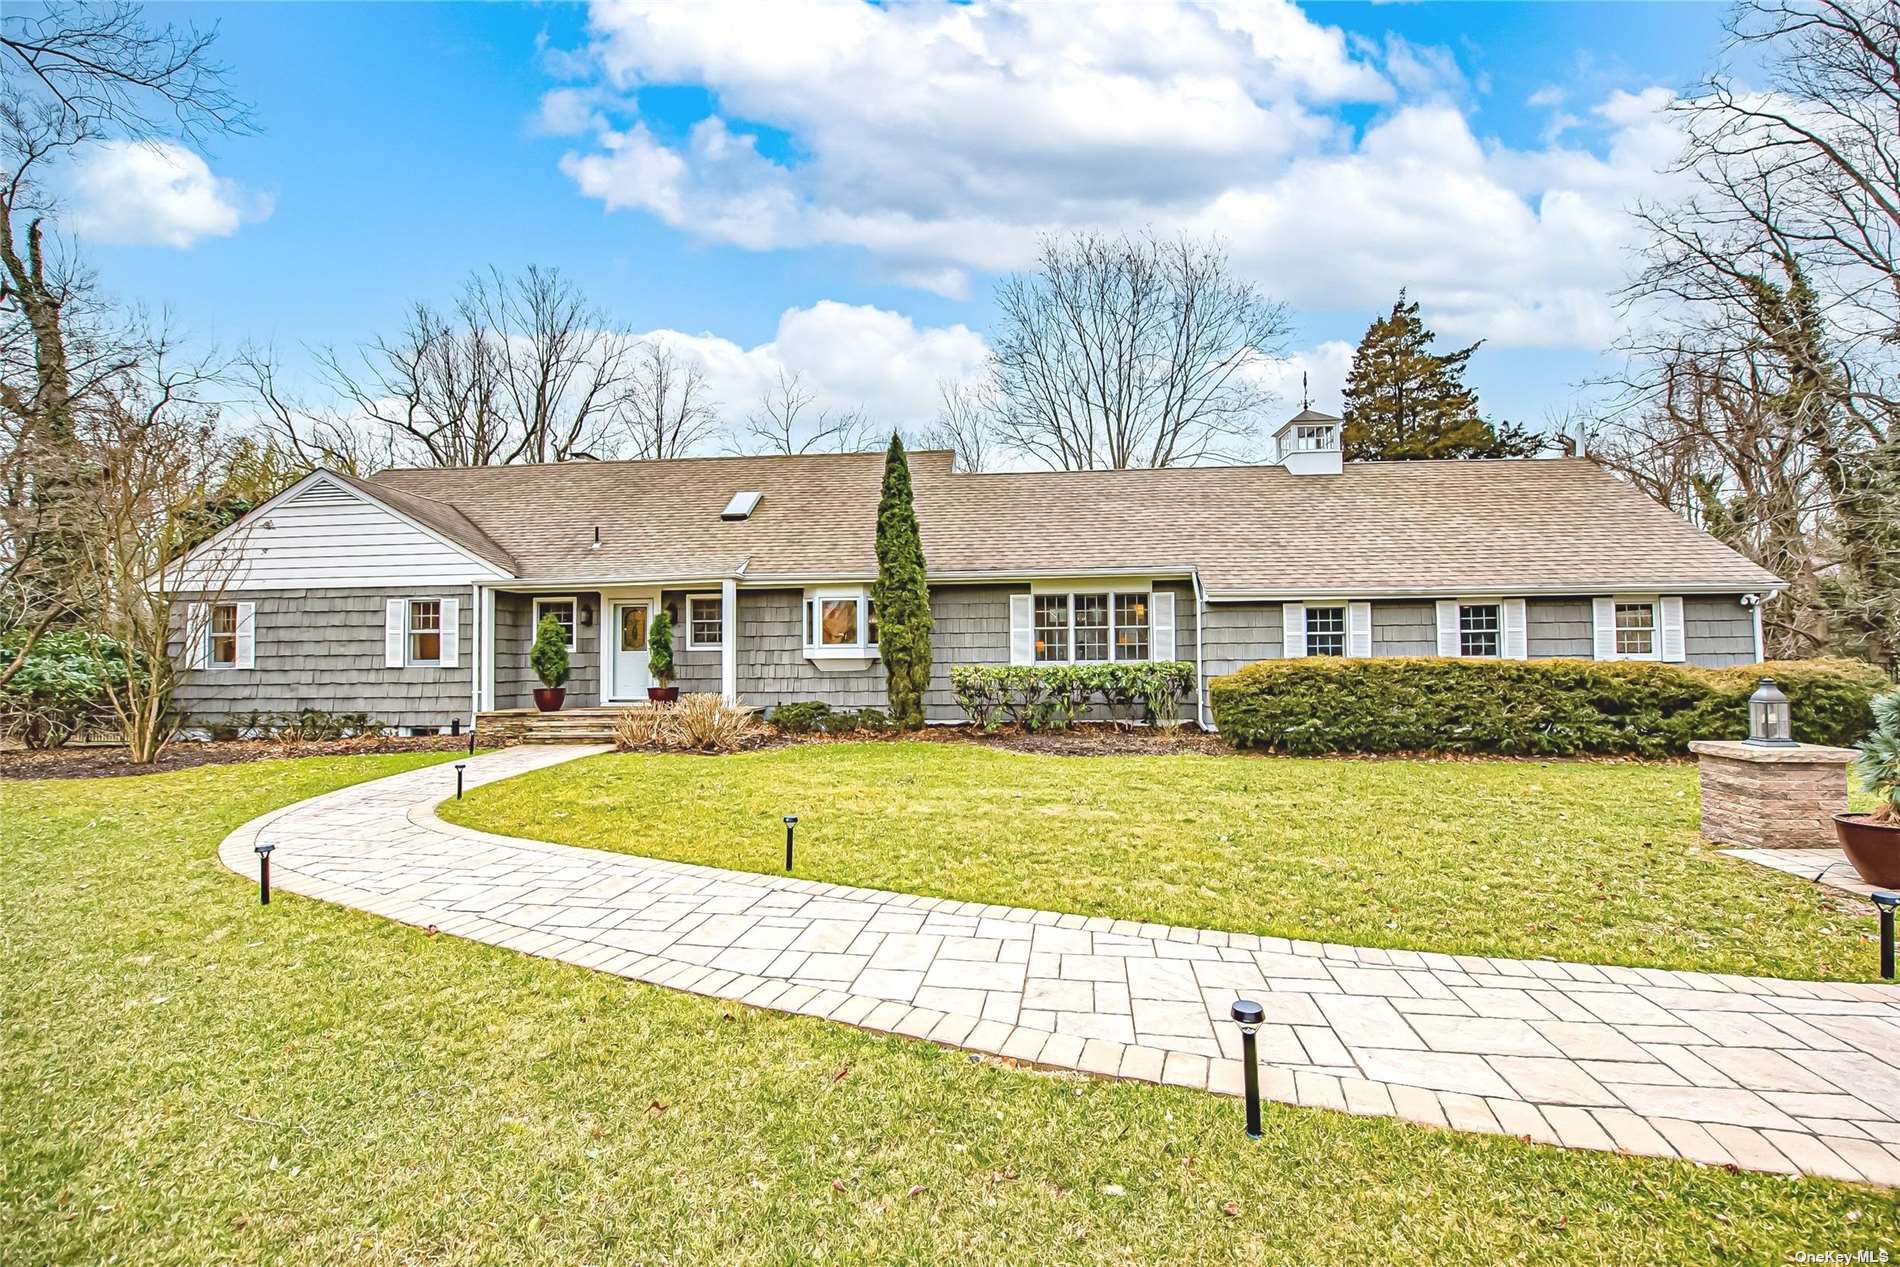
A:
221;745;1900;1185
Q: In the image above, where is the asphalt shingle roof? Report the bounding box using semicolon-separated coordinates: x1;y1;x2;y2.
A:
364;451;1781;596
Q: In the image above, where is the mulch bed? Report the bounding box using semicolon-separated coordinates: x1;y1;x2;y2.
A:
0;734;483;781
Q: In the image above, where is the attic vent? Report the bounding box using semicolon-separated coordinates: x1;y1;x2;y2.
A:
721;491;763;521
287;482;352;506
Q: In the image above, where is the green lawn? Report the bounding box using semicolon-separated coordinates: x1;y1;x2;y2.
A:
445;742;1884;981
3;756;1893;1264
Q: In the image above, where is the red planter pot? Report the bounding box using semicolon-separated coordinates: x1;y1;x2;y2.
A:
647;686;680;703
533;687;567;713
1834;813;1900;888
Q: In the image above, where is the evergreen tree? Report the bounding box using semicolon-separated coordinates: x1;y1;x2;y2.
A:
1341;292;1543;460
873;434;933;729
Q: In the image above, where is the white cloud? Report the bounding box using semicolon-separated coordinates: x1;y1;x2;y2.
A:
640;300;989;442
1248;340;1356;415
552;0;1692;349
68;141;266;248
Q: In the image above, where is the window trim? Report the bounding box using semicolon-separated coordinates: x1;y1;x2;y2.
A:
802;586;879;660
1030;588;1157;665
531;595;579;653
1612;598;1660;662
1457;601;1503;660
1303;603;1348;658
408;598;444;667
685;593;725;651
204;601;240;670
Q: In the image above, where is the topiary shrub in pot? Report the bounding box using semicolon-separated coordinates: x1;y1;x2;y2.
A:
1838;689;1900;886
530;613;570;711
647;608;678;703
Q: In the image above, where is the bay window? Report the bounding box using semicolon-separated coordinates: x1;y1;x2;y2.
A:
803;588;878;658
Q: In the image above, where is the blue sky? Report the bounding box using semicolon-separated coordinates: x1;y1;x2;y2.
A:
73;1;1745;446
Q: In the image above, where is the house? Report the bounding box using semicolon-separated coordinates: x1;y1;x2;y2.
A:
172;411;1782;735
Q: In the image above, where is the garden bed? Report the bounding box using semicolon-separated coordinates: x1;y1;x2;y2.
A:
0;733;486;780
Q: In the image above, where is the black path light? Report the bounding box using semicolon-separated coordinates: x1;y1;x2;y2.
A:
1874;891;1898;980
455;763;467;800
466;728;477;756
1231;998;1265;1139
254;842;275;905
784;815;798;872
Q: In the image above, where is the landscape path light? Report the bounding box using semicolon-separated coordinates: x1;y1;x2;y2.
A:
1230;998;1265;1139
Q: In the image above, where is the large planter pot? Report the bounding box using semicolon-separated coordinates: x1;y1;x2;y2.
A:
1834;813;1900;887
647;686;680;704
533;687;567;713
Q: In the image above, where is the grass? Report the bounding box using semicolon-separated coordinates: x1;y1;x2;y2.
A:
3;754;1894;1264
444;742;1886;981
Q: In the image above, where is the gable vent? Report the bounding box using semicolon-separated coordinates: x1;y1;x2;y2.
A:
721;491;763;521
287;481;353;507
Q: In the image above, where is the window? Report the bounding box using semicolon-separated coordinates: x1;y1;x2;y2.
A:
1115;593;1150;661
532;597;577;652
803;589;878;656
1034;594;1070;663
1291;424;1334;452
1073;593;1110;661
1615;602;1655;657
687;595;724;649
206;602;238;668
1459;603;1501;658
409;599;443;665
1305;605;1346;657
620;604;648;653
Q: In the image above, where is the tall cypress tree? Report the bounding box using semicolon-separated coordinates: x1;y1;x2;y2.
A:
873;434;933;729
1341;292;1543;460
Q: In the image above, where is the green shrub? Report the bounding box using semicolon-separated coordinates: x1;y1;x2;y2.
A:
769;701;834;734
648;609;675;686
530;614;570;689
1854;689;1900;819
0;631;131;748
1209;657;1886;757
949;662;1196;732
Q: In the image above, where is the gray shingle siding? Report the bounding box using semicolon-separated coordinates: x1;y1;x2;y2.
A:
172;586;473;733
737;589;888;711
1684;595;1756;666
1372;602;1435;656
661;589;724;696
1203;602;1283;679
1527;600;1593;658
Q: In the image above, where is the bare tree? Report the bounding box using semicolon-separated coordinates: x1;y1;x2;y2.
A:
315;266;639;468
1;1;248;683
919;378;994;472
230;342;390;477
732;369;875;455
621;341;721;459
987;230;1291;470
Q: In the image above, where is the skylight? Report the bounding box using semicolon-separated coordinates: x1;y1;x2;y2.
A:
721;491;764;521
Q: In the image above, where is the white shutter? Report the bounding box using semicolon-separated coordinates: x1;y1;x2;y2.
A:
1592;597;1617;661
1659;596;1685;663
1282;602;1306;658
185;602;209;669
386;598;407;668
1151;591;1176;661
1008;594;1034;666
1347;601;1372;658
1502;598;1528;660
439;597;460;668
234;601;256;669
1435;600;1460;657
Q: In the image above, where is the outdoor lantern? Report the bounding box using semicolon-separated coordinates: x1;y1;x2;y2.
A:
580;600;594;627
1745;677;1797;747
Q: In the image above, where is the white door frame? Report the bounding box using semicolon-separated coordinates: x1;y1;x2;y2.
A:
606;596;656;702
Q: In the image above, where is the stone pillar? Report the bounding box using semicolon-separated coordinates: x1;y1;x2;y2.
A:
1689;740;1860;850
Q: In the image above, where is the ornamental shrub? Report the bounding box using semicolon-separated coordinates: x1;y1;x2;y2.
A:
530;614;570;689
873;434;933;729
0;631;131;748
1853;689;1900;821
949;662;1195;732
648;608;675;686
1208;657;1885;757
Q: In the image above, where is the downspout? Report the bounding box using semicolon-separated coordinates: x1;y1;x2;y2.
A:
1746;593;1765;664
1192;567;1209;731
468;581;483;727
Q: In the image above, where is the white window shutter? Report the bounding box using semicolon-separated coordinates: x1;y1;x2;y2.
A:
1282;602;1306;658
1008;594;1034;665
1151;591;1176;661
234;601;256;669
386;598;407;668
439;598;460;668
1592;597;1617;660
1347;601;1372;658
1435;600;1460;657
1659;596;1685;663
185;602;209;669
1502;598;1528;660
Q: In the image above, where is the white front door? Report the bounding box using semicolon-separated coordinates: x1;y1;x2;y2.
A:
610;601;652;700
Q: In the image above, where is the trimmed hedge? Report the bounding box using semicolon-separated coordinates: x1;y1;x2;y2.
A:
950;662;1195;732
1209;657;1886;757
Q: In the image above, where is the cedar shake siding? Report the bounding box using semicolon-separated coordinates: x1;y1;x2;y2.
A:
172;587;474;733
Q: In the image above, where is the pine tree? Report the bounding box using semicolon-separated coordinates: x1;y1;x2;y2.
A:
1341;292;1543;460
873;433;933;729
